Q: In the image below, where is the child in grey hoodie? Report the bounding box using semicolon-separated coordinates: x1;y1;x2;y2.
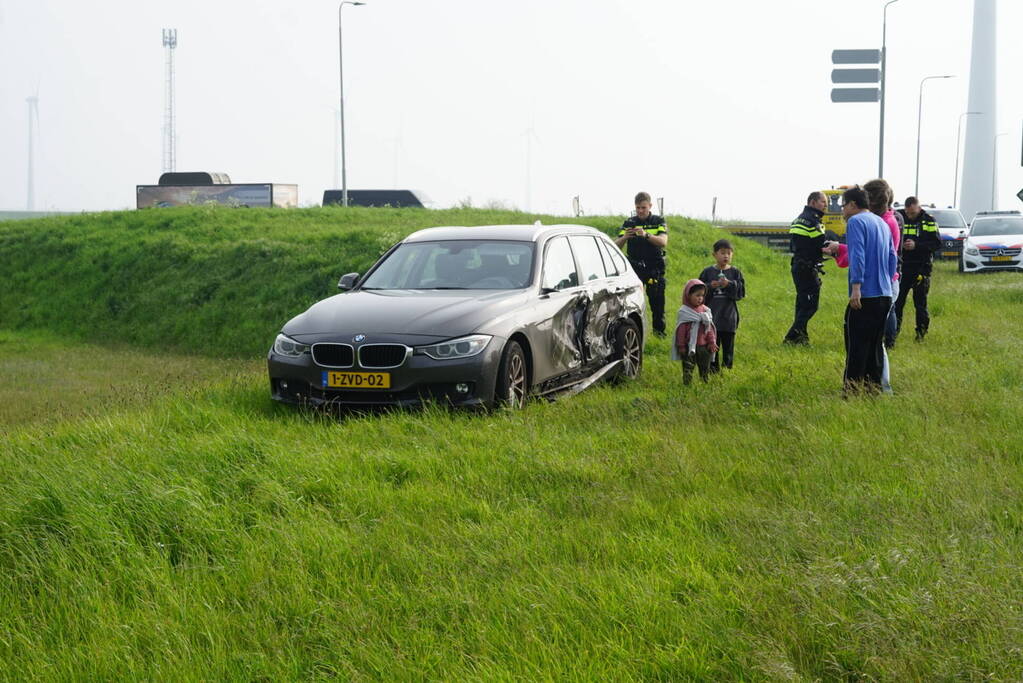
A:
671;280;718;385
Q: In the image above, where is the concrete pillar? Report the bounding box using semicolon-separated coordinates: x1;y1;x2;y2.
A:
959;0;997;221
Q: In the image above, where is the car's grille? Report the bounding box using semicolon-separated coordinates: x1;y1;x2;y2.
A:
943;239;961;248
301;382;479;406
980;247;1021;257
312;343;354;367
358;344;408;368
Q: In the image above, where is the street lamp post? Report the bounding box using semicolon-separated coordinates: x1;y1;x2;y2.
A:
992;132;1008;209
915;74;955;198
953;111;981;207
878;0;900;178
338;0;366;207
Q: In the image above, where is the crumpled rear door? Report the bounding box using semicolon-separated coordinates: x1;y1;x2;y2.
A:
569;235;625;362
529;236;586;382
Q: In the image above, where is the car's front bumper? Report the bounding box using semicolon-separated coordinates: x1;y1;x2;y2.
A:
962;254;1023;272
267;337;505;408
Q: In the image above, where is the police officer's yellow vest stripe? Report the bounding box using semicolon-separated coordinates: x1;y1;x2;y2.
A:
789;223;823;238
905;220;937;238
618;225;667;236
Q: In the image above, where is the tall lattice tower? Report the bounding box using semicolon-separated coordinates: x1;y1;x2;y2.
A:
162;28;178;174
26;95;39;211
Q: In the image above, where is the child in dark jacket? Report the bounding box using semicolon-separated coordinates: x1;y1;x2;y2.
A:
698;238;746;371
671;279;718;385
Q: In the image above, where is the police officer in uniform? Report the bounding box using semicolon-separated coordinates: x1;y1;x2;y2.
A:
783;191;828;344
895;196;941;341
616;192;669;336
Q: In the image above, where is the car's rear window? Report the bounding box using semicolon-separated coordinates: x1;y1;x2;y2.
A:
569;236;608;282
360;240;535;290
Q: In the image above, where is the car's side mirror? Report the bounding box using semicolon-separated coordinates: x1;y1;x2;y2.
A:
338;272;360;291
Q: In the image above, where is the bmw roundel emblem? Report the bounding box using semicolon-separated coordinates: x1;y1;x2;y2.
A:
353;334;366;343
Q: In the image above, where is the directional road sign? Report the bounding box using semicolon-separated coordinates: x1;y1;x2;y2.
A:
832;49;881;65
832;68;881;84
831;88;881;103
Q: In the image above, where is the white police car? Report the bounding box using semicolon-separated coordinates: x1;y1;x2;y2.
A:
962;211;1023;273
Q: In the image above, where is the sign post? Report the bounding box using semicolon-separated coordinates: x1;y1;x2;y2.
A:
831;68;881;84
832;49;881;64
830;48;885;175
831;89;881;103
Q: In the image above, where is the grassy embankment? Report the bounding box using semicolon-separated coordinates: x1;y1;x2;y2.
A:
1;206;1022;680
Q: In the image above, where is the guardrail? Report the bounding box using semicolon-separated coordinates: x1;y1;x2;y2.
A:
0;211;78;222
717;223;792;252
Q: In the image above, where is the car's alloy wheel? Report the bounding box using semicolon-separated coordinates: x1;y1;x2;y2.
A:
495;341;527;409
613;319;642;381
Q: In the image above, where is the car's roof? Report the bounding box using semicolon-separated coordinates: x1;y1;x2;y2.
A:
403;224;608;243
973;214;1023;220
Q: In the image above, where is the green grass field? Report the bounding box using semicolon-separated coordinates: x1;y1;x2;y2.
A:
1;207;1021;680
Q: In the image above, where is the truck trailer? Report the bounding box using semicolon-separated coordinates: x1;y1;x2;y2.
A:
137;172;298;209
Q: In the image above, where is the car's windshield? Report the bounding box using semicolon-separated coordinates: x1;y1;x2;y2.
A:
360;240;535;290
826;193;843;214
970;218;1023;237
930;210;966;230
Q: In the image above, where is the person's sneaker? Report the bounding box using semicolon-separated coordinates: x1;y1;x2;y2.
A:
915;328;926;342
654;330;667;338
783;336;809;346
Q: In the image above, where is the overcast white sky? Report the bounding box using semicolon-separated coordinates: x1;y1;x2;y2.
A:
1;0;1021;220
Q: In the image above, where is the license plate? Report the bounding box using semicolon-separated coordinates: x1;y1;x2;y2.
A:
991;255;1013;262
322;371;391;389
942;251;958;257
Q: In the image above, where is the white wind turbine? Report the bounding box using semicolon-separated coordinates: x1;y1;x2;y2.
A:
26;89;40;211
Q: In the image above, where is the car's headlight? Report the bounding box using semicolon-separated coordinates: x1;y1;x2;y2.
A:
273;333;310;357
417;334;492;360
965;246;979;255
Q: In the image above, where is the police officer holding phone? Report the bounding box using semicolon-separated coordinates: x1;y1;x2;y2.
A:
616;191;669;336
895;196;941;341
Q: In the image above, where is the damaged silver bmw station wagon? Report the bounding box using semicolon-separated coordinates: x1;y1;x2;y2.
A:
267;223;646;409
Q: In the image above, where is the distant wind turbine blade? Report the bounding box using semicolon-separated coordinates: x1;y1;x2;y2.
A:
33;82;41;137
33;93;41;145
